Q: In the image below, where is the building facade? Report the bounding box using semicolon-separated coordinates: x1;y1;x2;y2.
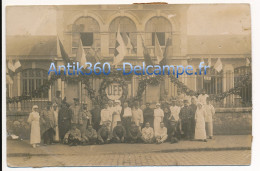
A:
6;4;251;111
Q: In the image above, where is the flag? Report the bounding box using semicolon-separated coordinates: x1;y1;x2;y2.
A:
160;37;172;66
76;39;87;67
8;60;15;73
142;37;153;66
113;25;127;66
214;58;223;72
14;60;22;72
154;33;163;64
121;32;135;54
58;37;71;64
246;58;250;66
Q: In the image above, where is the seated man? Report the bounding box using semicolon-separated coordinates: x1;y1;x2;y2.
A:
97;121;112;144
155;122;168;144
82;124;97;145
63;124;82;146
141;122;154;143
168;119;179;143
112;121;126;143
127;122;142;143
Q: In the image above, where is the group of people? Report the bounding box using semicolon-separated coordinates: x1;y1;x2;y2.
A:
27;89;215;148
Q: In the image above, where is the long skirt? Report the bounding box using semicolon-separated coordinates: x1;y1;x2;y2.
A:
194;121;206;140
154;116;162;134
206;122;213;137
30;121;41;144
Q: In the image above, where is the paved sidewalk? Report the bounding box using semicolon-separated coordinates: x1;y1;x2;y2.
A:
6;135;252;167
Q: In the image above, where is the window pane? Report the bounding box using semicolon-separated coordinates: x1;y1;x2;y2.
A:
81;32;93;46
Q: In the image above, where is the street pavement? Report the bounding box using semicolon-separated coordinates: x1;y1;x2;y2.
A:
6;135;252;167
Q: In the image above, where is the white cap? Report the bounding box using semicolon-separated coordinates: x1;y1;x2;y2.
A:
32;105;38;109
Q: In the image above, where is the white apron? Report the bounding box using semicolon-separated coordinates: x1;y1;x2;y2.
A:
28;112;41;144
194;108;206;140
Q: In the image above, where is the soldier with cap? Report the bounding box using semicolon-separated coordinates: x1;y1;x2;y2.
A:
41;101;55;145
169;98;181;138
179;98;193;140
91;102;101;131
112;121;126;143
58;98;72;141
82;124;97;145
97;121;112;144
189;96;197;139
70;98;82;129
79;102;92;135
127;121;142;143
143;102;154;128
63;123;82;146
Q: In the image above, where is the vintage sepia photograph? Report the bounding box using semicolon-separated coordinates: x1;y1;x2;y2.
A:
5;3;252;167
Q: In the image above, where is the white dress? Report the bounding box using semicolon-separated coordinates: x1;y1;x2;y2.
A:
153;108;164;134
27;112;41;144
194;108;207;140
111;105;122;131
53;109;59;142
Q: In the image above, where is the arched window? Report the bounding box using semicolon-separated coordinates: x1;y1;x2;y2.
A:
145;17;172;46
109;17;137;55
21;69;48;98
72;17;100;56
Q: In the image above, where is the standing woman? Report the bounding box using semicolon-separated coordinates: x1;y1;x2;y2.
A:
194;102;207;142
27;105;41;148
153;103;164;135
52;103;59;142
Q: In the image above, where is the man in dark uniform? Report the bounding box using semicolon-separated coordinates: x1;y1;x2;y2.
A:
58;99;72;141
127;122;142;143
143;103;154;128
112;121;126;143
97;121;112;144
179;99;193;140
189;97;197;139
90;102;101;131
